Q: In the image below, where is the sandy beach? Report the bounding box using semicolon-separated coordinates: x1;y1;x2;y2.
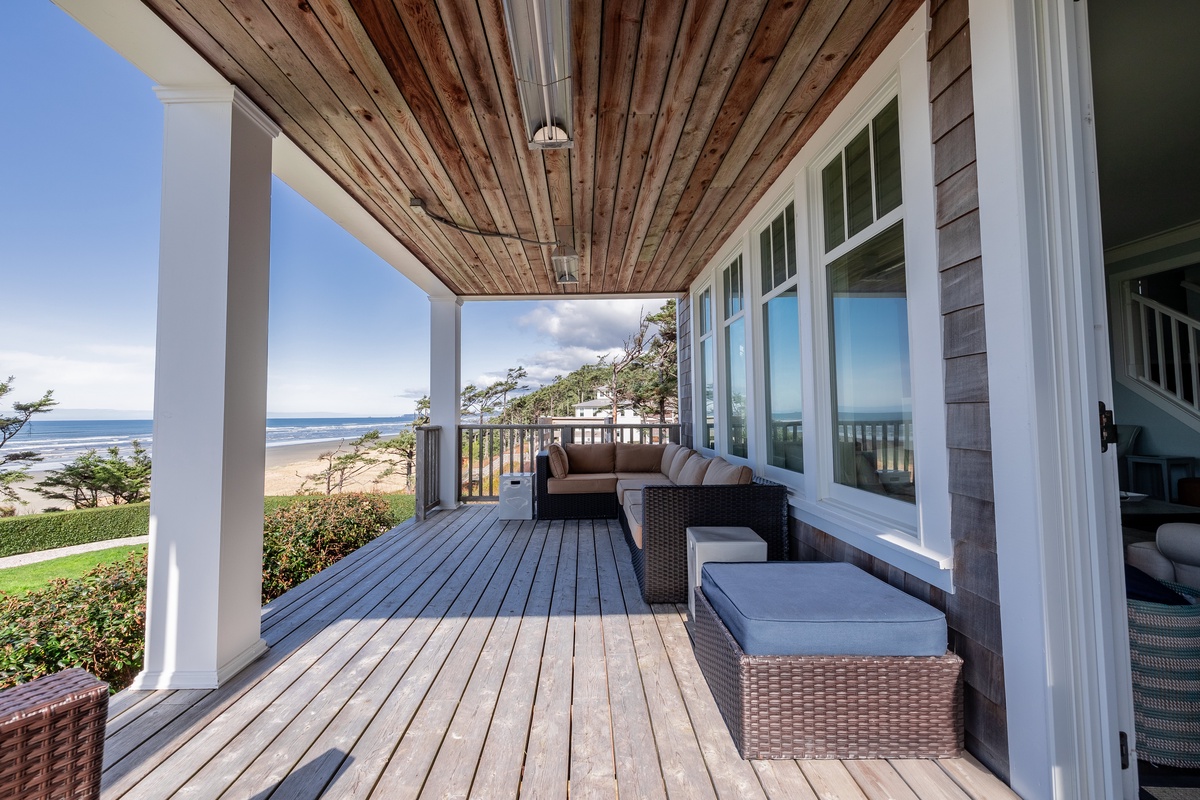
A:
6;439;412;515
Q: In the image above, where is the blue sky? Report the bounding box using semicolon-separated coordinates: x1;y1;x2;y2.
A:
1;2;660;418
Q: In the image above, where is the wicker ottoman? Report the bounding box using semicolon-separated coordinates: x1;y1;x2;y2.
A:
693;577;963;760
0;669;109;800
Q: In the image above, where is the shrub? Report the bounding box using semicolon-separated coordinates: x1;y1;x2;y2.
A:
0;494;396;692
0;503;149;558
0;551;147;691
261;493;393;602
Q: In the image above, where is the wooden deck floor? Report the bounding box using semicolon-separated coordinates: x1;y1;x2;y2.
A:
101;505;1017;799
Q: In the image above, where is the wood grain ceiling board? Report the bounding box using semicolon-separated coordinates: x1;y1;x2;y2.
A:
140;0;918;298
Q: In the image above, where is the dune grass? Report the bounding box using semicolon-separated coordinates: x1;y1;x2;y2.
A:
0;544;147;596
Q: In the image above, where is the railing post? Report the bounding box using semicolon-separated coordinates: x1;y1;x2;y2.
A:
414;425;442;521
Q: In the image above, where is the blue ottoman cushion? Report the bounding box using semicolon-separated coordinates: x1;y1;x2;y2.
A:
700;562;947;657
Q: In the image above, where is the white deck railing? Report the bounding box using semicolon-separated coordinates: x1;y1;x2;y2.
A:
458;423;680;502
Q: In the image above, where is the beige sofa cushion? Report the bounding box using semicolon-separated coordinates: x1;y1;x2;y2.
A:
615;443;666;473
546;473;618;495
702;456;753;485
676;454;712;485
660;442;682;474
615;473;674;502
566;442;615;474
666;447;695;483
623;491;644;549
546;442;569;478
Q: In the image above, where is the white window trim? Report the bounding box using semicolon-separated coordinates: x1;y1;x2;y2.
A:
693;283;717;455
688;7;952;590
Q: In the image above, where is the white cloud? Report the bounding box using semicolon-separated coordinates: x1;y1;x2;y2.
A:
489;298;671;387
0;345;155;411
517;299;658;350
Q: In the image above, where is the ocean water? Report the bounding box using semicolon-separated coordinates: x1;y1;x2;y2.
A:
7;416;415;470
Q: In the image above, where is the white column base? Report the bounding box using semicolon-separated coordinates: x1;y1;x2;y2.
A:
129;638;269;691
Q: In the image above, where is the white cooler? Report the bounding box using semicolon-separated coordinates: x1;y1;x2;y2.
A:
498;472;534;520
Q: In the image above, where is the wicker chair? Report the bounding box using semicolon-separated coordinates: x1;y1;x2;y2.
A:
621;478;789;604
0;669;108;800
1127;582;1200;767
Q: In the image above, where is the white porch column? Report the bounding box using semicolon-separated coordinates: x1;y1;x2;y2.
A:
133;86;279;690
429;297;462;509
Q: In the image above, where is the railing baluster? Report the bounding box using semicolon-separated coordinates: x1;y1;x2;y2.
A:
1172;317;1185;400
1192;328;1200;412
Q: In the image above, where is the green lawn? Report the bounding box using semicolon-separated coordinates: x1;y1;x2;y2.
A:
0;545;147;596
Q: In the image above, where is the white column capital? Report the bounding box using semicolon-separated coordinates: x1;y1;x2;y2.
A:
153;85;280;139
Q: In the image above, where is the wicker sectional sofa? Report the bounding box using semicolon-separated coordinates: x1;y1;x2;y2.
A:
534;442;789;603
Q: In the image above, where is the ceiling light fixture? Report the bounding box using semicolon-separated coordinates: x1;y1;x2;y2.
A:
502;0;572;150
410;197;580;284
551;244;579;284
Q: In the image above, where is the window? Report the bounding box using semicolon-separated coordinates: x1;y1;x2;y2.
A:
696;287;715;450
722;256;748;457
760;203;803;473
820;97;914;504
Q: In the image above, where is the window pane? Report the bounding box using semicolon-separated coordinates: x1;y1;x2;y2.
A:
697;288;711;336
771;214;786;289
763;288;803;473
822;155;845;252
700;337;715;449
845;127;874;238
873;97;902;217
785;202;797;279
827;221;914;503
724;316;747;458
760;228;773;292
723;256;743;319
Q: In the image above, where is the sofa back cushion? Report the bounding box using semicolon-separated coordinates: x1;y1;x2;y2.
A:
666;447;695;483
615;443;666;473
660;442;682;474
702;456;753;485
676;454;712;485
546;443;569;478
566;442;615;474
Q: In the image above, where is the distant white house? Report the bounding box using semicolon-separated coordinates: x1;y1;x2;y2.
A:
574;393;640;423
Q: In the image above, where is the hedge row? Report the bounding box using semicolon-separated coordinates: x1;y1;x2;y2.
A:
0;493;416;559
0;493;401;692
0;503;150;558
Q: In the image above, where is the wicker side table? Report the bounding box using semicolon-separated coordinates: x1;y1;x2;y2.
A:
0;669;109;800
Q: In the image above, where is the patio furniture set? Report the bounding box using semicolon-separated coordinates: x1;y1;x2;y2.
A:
534;442;965;759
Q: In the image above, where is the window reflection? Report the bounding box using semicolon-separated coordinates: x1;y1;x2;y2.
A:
725;316;747;458
827;221;914;502
764;287;803;472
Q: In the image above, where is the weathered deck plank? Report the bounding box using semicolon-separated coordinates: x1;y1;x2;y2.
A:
470;520;564;799
568;521;618;799
518;518;576;799
595;520;667;800
100;506;1012;800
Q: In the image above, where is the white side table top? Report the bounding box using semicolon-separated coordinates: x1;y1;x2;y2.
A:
686;526;764;545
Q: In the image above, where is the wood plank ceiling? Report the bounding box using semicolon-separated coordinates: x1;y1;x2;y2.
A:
141;0;923;297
